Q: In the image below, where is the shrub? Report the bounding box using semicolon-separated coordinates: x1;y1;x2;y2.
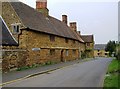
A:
117;50;120;60
81;52;86;59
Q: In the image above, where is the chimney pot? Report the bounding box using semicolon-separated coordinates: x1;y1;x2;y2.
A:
77;31;81;35
36;0;47;9
70;22;77;31
62;15;68;25
36;0;49;16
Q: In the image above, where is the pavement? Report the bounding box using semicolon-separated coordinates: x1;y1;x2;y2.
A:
3;58;112;87
2;58;96;84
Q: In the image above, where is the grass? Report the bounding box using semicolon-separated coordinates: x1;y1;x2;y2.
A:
107;59;120;73
104;59;120;88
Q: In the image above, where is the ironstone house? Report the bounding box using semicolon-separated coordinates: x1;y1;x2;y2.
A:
94;44;109;57
0;0;94;72
81;35;94;58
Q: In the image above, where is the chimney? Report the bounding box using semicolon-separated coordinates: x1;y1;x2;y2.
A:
70;22;77;32
77;31;81;35
62;15;67;25
36;0;49;16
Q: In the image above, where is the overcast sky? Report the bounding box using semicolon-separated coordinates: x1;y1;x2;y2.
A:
19;0;118;44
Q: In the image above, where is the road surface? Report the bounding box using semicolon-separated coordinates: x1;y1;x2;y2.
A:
3;58;112;87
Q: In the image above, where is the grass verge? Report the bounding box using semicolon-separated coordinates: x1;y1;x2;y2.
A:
104;59;120;88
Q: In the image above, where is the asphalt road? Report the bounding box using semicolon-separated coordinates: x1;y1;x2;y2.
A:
3;58;112;87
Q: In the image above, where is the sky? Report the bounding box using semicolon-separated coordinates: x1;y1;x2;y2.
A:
19;0;119;44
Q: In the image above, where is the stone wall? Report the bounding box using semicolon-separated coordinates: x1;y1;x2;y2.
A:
2;49;27;72
19;30;82;66
1;2;86;72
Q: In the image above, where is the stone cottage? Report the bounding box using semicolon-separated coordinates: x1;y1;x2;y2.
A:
94;44;109;57
81;35;94;58
0;0;94;72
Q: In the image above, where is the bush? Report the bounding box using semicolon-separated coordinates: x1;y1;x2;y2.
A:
81;52;86;59
116;50;120;60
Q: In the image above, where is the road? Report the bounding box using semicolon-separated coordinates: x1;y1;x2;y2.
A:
3;58;112;87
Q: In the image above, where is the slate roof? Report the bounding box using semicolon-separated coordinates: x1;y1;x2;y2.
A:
94;44;106;50
10;2;84;42
81;35;94;43
0;16;18;46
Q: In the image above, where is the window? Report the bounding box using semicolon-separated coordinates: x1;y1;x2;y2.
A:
98;53;100;55
12;23;20;34
13;25;19;33
105;53;107;55
65;38;69;43
50;49;55;55
50;35;55;42
86;43;90;46
73;40;75;44
66;50;69;56
73;50;76;55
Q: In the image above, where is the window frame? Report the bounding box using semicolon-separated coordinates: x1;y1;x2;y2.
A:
72;50;76;55
65;38;69;43
50;35;55;42
11;23;21;34
86;43;90;46
50;49;55;55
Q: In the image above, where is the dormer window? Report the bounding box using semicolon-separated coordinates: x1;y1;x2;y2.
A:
11;23;21;34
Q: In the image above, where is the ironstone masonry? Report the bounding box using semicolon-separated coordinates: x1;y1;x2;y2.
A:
1;0;94;72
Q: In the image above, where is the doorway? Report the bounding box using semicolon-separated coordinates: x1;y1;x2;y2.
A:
61;50;64;62
33;51;40;64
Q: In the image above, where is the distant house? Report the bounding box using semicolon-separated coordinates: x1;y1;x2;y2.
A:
1;0;94;72
81;35;94;58
94;44;109;57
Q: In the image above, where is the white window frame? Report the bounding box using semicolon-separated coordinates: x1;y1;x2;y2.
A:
11;23;21;34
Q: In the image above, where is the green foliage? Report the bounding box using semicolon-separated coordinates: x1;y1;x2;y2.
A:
104;59;120;88
105;41;116;56
16;61;57;71
104;74;119;88
45;62;50;65
16;66;31;71
81;52;86;59
115;42;120;60
45;61;55;65
116;49;120;60
107;59;120;73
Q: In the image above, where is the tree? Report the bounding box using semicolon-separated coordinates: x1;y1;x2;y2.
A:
116;42;120;60
105;41;116;56
117;49;120;60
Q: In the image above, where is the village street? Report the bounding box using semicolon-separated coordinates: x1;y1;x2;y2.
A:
3;58;112;87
